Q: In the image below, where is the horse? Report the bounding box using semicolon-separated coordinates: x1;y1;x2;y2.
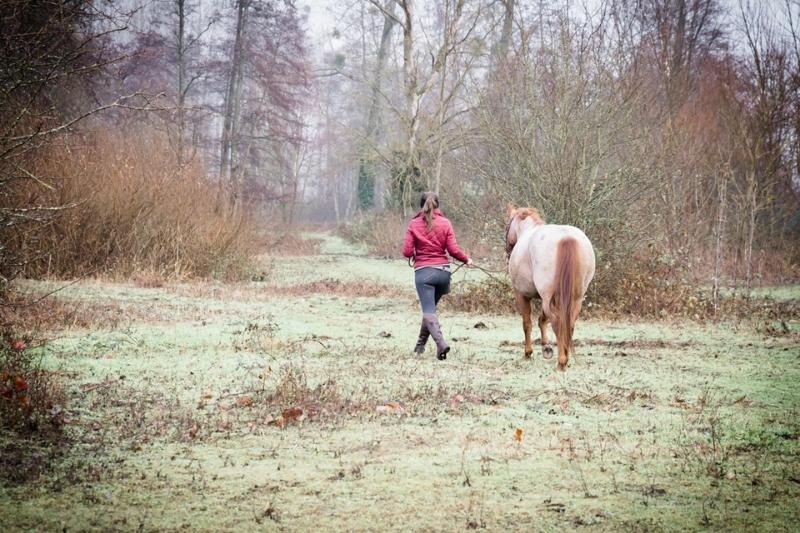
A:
505;204;596;371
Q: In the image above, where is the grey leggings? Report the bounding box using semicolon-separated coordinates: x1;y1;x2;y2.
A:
414;267;451;314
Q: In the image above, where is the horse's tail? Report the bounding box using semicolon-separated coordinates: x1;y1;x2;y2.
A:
550;237;582;354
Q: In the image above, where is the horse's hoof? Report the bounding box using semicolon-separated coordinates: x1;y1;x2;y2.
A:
543;346;554;359
523;350;532;359
556;363;567;372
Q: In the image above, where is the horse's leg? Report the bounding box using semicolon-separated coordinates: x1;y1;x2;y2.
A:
541;290;568;370
540;294;555;360
514;290;533;358
538;309;554;359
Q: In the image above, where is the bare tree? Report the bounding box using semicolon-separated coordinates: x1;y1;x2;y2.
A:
173;0;216;167
357;0;396;211
219;0;250;200
493;0;515;64
218;0;310;209
0;0;150;293
636;0;724;117
734;0;796;292
368;0;477;212
464;4;659;272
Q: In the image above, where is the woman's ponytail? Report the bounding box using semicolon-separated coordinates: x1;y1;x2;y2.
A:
420;191;439;231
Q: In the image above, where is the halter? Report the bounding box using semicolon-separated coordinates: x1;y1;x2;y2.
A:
504;217;515;258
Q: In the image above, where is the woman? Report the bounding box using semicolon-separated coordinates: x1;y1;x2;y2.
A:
402;192;473;360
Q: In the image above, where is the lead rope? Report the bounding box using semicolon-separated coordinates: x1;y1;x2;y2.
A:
408;254;507;283
453;261;508;283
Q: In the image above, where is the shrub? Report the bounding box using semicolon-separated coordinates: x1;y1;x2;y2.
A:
1;129;256;282
338;210;406;258
584;244;703;317
444;276;515;315
0;335;64;433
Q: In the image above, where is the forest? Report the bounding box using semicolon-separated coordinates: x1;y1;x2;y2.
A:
1;0;798;291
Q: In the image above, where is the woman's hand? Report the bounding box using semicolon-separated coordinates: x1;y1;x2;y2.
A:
466;258;475;268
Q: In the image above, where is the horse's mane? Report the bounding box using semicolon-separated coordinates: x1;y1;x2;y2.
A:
515;207;545;224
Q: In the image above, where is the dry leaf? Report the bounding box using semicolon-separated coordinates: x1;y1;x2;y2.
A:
269;415;286;428
282;406;303;421
10;339;26;351
376;401;404;414
670;397;690;409
449;394;464;408
236;395;254;407
13;376;28;391
514;428;523;442
732;395;754;406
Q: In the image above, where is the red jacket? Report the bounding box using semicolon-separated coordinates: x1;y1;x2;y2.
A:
402;208;470;267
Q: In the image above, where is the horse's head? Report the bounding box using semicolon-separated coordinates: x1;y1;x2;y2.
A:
505;203;544;257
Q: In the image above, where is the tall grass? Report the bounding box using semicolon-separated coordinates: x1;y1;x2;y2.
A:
4;130;255;281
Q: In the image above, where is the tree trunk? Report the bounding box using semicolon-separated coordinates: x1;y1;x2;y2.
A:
394;0;465;212
402;0;419;216
432;62;446;194
229;30;247;202
357;0;395;211
712;165;728;314
744;170;757;298
220;0;248;205
433;1;454;194
432;0;470;195
176;0;186;168
495;0;514;63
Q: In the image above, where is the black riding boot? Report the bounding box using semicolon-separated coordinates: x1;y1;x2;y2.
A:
413;320;430;354
422;313;450;360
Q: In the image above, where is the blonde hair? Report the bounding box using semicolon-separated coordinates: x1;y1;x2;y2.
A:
420;191;439;231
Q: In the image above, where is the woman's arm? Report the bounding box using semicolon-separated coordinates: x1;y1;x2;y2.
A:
402;223;415;258
444;222;470;263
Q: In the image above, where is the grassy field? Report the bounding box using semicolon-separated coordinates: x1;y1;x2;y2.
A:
2;233;799;531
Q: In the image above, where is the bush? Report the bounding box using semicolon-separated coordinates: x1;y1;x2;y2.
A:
2;129;256;282
0;336;64;433
584;245;707;317
444;276;515;315
338;210;406;258
0;290;68;486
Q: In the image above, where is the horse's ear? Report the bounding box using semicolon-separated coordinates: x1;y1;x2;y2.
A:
506;202;517;218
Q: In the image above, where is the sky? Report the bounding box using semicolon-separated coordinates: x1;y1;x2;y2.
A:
298;0;340;58
296;0;794;50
